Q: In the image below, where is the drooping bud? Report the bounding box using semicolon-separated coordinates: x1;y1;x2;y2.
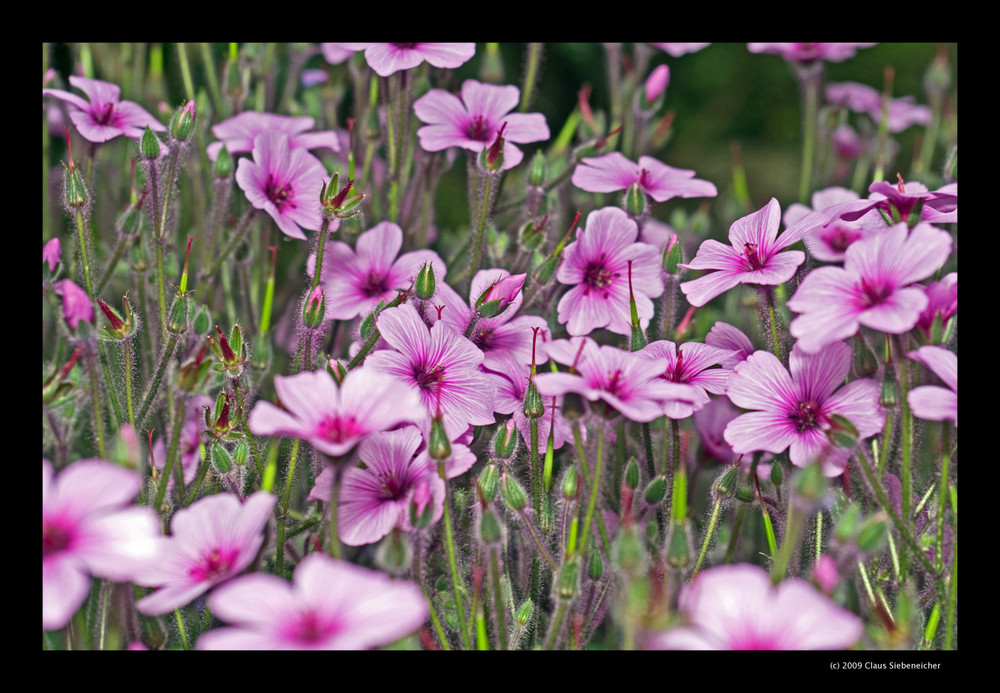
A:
414;261;437;301
43;238;62;275
561;465;578;500
428;414;451;462
587;548;604;580
556;558;580;600
735;484;756;503
644;475;668;505
769;458;784;487
320;172;365;219
302;286;326;330
169;100;196;143
826;413;859;449
643;64;670;106
712;464;739;500
140;125;161;161
500;472;528;512
54;279;93;332
42;346;83;406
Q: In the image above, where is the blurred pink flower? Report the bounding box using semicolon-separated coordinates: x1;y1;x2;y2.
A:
572;152;717;203
198;553;427;649
907;346;957;426
916;272;957;339
53;279;93;331
43;238;61;273
748;43;875;64
827;81;931;133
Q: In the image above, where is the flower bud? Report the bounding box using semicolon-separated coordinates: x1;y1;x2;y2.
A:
826;413;859;449
735;484;756;503
428;415;451;462
644;475;667;506
169;100;196;143
214;145;234;179
666;521;691;569
523;380;545;420
519;219;545;252
663;234;683;274
475;273;525;319
97;296;135;341
414;261;437;301
587;548;603;580
515;599;533;628
479;508;503;545
769;459;784;487
63;161;89;210
532;253;560;287
624;456;640;490
140;125;161;161
233;439;249;467
192;304;212;335
302;286;326;330
561;465;578;500
624;182;646;217
500;472;528;512
166;292;190;335
326;358;348;385
478;463;500;502
209;324;248;378
712;465;739;500
43;238;62;275
529;150;546;187
211;442;233;474
479;122;507;173
643;64;670;106
556;558;579;600
492;418;519;462
409;480;435;530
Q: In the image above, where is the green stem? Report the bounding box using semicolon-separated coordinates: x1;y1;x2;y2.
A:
489;548;507;650
945;484;957;650
415;534;451;650
771;494;804;583
896;334;913;577
936;423;951;574
276;438;301;576
543;599;568;650
74;211;95;298
438;460;470;649
797;64;820;204
470;173;493;287
173;608;190;650
669;419;686;522
691;497;723;580
136;333;178;431
519;44;543;112
85;345;107;458
580;423;604;556
327;463;342;560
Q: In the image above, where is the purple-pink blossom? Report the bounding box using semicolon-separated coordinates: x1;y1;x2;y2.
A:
248;366;424;458
827;81;932;133
916;272;957;339
679;198;805;308
651;43;710;57
53;279;93;331
907;346;957;427
556;206;664;336
43;76;164;143
639;340;735;419
327;43;475;77
207;111;340;161
198;553;427;650
43;238;61;273
648;564;863;650
782;187;880;263
747;43;876;64
43;459;160;630
724;341;884;476
235;131;328;240
786;222;953;354
571;152;717;203
135;491;276;616
414;79;550;170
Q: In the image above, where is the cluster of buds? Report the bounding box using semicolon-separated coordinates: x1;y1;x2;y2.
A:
208;324;248;379
320;172;364;220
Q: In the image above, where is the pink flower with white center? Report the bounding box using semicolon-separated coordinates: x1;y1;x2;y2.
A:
235;131;328;240
724;341;884;476
207;111;340;161
535;337;697;423
43;76;164;143
365;304;497;440
248;367;424;458
747;43;876;64
907;346;957;427
680;198;806;308
786;222;953;354
827;81;932;133
431;269;547;372
135;492;276;616
572;152;717;203
639;340;735;419
53;279;93;331
648;564;862;650
556;206;664;336
782;187;880;263
332;42;475;77
916;272;957;339
336;426;445;546
310;221;445;321
43;459;160;630
198;553;427;650
414;79;550;170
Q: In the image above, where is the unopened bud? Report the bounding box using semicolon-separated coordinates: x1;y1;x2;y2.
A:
735;484;756;503
233;439;249;467
169;100;196;142
712;465;739;500
770;459;783;487
302;286;326;329
663;235;683;274
666;521;691;568
624;182;646;217
140;125;161;161
492;419;519;461
414;261;437;301
64;162;89;210
556;558;579;600
624;456;640;490
478;463;500;502
166;292;190;334
561;465;578;500
480;508;502;545
587;548;603;580
523;381;545;420
211;442;233;474
214;145;234;179
500;472;528;512
516;599;533;627
827;413;859;449
428;416;451;462
644;475;668;505
409;480;435;530
192;305;212;335
529;151;546;187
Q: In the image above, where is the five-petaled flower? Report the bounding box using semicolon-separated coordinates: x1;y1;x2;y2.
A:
43;76;165;143
572;152;717;203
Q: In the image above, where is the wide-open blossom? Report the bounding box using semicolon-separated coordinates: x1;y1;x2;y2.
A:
680;198;805;308
311;221;444;321
207;111;340;161
335;426;444;546
556;206;664;336
724;341;884;476
907;346;957;426
330;43;475;77
414;79;549;170
432;269;546;372
747;43;875;64
135;492;276;616
248;367;423;458
235;131;328;240
53;279;93;331
794;179;958;233
365;304;496;440
571;152;717;203
535;337;696;423
639;340;734;418
827;81;931;133
648;564;862;650
198;553;427;650
43;459;160;630
782;187;880;263
43;76;164;143
786;222;953;353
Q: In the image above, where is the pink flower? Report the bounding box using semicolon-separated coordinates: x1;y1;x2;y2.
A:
907;346;957;426
644;65;670;102
748;43;876;64
648;564;862;650
365;304;497;440
724;341;884;476
310;221;444;321
916;272;957;339
43;459;160;630
235;131;328;240
535;337;697;423
651;43;711;57
680;198;806;308
705;321;754;370
556;206;664;336
782;187;879;263
414;79;550;170
338;42;475;77
135;492;276;616
207;111;340;161
572;152;717;203
827;81;932;133
198;553;427;650
486;355;572;455
336;426;445;546
248;367;424;458
797;179;958;231
639;340;735;419
43;238;61;273
53;279;93;331
786;222;953;354
43;76;164;142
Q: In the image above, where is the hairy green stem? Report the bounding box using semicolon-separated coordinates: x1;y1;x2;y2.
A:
438;460;470;649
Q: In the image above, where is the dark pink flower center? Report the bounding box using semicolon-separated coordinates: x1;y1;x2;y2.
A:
265;175;294;211
858;278;892;307
365;271;389;297
637;168;651;189
743;243;766;271
391;43;418;50
97;102;115;126
583;254;619;298
379;472;408;501
415;364;445;391
43;518;74;558
318;414;361;444
190;547;237;582
790;400;824;433
466;116;493;142
820;225;862;253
